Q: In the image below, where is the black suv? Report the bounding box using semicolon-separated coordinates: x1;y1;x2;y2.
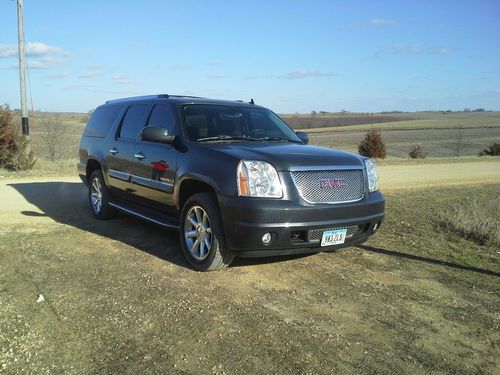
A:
78;94;384;271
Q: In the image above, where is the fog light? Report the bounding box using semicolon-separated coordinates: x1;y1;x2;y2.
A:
262;232;272;245
373;223;378;231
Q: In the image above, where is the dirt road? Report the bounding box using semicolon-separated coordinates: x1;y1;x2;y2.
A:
0;161;499;374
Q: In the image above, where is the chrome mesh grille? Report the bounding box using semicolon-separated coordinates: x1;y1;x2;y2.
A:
308;225;360;242
290;169;364;203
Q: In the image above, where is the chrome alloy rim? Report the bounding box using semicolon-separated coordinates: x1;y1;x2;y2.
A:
184;206;212;260
90;177;103;214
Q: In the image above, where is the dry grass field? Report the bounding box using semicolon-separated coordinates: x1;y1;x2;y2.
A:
1;110;499;373
0;174;498;374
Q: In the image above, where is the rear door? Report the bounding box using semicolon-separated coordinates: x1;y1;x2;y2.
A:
129;103;179;212
105;103;150;199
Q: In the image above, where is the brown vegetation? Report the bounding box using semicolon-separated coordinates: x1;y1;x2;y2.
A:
478;142;500;156
39;112;67;162
0;104;36;171
358;129;386;159
408;144;428;159
437;196;500;247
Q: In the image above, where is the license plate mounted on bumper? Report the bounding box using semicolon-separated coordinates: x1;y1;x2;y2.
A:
321;228;348;247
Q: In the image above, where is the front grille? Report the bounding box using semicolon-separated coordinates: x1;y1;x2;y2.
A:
290;169;365;204
307;225;361;243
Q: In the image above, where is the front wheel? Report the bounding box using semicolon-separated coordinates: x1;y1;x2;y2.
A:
180;193;234;271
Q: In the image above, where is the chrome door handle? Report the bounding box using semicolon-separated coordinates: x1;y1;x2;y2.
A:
134;152;146;160
109;147;118;155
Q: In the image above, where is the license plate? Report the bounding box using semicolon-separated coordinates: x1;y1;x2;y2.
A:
321;229;347;247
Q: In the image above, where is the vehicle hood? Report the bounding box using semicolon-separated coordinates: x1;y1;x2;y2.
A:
202;142;365;171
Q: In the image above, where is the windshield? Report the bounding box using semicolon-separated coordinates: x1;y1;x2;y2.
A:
181;104;302;143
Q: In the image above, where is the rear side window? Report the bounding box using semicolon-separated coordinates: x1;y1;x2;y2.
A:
83;105;123;137
118;104;149;140
147;104;177;134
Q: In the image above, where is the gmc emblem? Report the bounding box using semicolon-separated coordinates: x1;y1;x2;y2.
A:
319;178;348;188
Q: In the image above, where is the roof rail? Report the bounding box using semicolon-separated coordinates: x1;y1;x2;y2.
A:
105;94;170;104
168;95;204;99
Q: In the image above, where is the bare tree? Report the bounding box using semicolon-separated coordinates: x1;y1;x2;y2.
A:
39;112;66;162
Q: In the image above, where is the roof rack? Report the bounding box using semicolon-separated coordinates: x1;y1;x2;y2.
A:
105;94;170;104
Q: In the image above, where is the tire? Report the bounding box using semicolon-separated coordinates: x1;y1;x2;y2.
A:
180;192;234;271
88;170;118;220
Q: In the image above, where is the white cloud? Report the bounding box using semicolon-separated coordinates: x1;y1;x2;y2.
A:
26;42;62;56
11;57;68;69
392;43;453;55
280;69;336;79
0;42;64;58
0;45;17;58
113;75;136;85
46;72;69;78
87;64;107;70
369;18;397;25
206;60;222;67
78;72;101;78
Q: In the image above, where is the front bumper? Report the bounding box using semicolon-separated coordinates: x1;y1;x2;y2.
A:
220;191;385;257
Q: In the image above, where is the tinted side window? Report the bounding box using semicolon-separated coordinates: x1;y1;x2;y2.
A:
119;104;148;140
84;105;123;137
147;104;176;134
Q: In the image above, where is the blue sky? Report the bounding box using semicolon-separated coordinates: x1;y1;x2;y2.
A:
1;0;499;113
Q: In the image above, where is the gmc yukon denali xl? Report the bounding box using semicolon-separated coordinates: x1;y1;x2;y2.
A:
78;94;385;271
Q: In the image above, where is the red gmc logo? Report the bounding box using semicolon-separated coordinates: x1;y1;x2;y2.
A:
319;178;348;188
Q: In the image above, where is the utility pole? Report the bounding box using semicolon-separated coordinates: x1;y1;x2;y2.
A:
17;0;30;143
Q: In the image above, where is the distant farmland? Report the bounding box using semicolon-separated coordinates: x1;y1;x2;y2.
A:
4;110;500;179
283;111;500;159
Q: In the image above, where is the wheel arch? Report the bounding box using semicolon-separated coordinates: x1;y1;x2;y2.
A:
86;158;102;184
177;177;219;211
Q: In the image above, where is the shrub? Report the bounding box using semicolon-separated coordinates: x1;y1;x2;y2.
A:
408;144;428;159
437;196;500;247
478;142;500;156
358;129;386;159
0;104;36;171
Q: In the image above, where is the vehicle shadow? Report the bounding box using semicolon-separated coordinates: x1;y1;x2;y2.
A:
358;244;500;277
10;181;191;268
9;181;312;270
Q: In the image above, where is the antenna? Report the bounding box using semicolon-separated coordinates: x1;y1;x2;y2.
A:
250;98;255;105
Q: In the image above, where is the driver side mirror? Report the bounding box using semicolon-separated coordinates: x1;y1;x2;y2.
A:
296;131;309;144
141;126;176;144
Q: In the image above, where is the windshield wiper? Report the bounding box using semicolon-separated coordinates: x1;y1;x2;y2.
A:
255;136;303;144
196;135;261;143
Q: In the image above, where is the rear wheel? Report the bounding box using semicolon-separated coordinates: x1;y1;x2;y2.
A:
180;193;234;271
88;170;118;219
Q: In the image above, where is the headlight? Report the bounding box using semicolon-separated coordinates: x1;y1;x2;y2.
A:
237;161;283;198
365;159;378;192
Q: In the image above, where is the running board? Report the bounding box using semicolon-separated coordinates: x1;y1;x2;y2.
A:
109;202;179;230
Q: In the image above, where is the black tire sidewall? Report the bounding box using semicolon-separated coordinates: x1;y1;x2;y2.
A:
88;170;115;219
179;193;228;270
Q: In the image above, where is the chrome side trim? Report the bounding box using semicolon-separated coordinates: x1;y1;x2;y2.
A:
108;169;130;181
109;202;179;229
289;165;364;172
130;175;174;193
